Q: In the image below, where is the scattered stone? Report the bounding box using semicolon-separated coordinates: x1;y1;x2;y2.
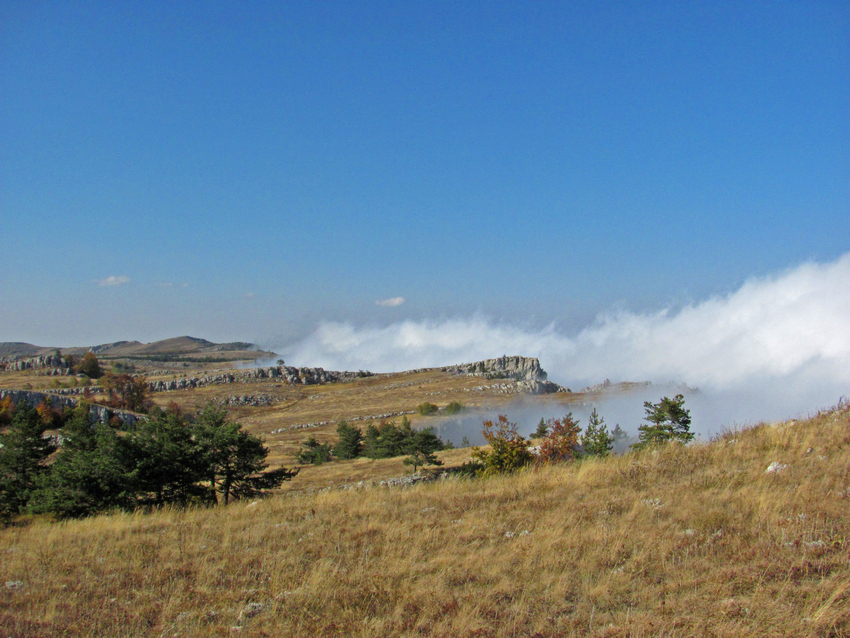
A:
5;580;24;590
766;462;788;473
237;602;266;624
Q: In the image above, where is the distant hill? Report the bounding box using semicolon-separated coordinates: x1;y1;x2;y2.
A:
0;336;274;360
0;342;54;358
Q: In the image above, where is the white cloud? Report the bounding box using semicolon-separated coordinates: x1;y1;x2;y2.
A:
376;297;406;307
281;253;850;426
97;275;130;287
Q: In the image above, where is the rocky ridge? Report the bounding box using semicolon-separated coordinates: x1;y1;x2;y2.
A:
441;355;548;381
0;389;143;428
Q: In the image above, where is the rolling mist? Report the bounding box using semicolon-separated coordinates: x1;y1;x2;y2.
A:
272;253;850;437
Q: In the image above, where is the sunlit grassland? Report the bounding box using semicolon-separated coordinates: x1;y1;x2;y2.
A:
2;402;848;637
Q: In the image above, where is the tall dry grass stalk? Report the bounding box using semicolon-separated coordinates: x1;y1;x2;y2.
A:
1;402;849;637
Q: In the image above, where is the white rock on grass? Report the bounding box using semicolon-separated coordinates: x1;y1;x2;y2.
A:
766;462;788;473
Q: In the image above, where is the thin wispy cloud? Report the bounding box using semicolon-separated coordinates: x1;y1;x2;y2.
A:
97;275;130;287
376;297;406;307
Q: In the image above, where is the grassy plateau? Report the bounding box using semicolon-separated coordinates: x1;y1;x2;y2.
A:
1;391;848;637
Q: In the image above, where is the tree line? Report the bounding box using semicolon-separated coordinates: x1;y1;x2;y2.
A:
0;400;296;523
468;394;692;476
298;417;447;472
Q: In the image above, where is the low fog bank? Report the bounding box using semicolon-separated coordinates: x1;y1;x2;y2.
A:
429;381;847;450
271;253;849;434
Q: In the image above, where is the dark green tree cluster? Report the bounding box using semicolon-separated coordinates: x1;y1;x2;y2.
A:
0;403;296;522
296;417;445;472
296;436;333;465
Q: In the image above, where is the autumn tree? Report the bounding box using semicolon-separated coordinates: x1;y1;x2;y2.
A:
0;396;15;427
78;352;103;379
103;373;151;412
537;413;582;464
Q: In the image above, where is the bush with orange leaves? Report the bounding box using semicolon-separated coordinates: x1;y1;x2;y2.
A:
0;396;14;427
537;413;582;464
470;415;534;476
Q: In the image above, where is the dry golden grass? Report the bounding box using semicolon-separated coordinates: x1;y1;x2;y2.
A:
2;402;848;637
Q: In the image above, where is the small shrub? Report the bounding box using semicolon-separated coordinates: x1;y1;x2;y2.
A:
417;402;439;416
444;402;464;415
471;415;534;476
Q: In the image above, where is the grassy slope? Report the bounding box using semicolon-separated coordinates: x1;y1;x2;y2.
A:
1;403;848;637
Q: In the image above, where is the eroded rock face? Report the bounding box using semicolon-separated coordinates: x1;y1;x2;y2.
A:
146;366;373;393
0;355;71;375
442;356;547;381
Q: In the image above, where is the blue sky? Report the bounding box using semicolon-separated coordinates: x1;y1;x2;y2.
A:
2;1;848;390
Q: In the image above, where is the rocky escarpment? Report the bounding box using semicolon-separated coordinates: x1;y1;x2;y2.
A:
0;389;143;428
147;365;372;393
41;365;374;396
441;355;548;382
0;355;72;375
441;356;571;393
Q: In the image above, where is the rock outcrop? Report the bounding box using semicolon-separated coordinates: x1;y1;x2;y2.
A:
442;356;547;382
0;355;72;375
146;365;373;394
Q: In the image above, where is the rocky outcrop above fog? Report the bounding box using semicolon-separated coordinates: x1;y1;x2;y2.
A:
441;356;548;382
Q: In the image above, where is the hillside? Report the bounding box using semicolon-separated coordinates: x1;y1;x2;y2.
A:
1;401;848;637
0;336;275;369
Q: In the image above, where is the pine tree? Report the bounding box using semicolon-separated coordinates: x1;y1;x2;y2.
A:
332;420;363;460
532;418;549;439
193;404;297;504
632;394;693;450
376;421;406;458
0;404;57;522
582;408;614;457
126;406;204;507
362;423;381;458
30;405;134;518
296;435;334;465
